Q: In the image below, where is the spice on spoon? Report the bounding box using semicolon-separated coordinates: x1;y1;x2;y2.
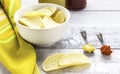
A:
96;33;112;55
82;44;95;53
81;30;95;53
100;45;112;55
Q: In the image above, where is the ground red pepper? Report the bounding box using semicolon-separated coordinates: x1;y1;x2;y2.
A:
100;45;112;55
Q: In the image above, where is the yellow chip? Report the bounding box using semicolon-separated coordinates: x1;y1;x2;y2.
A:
24;6;57;17
53;10;66;23
24;9;51;17
36;6;57;16
42;53;64;72
43;6;57;15
42;16;61;29
59;53;91;67
19;16;44;29
24;11;41;17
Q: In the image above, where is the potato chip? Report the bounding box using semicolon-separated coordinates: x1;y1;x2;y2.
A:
24;6;57;17
53;10;65;23
42;53;64;72
36;6;57;16
59;53;91;67
19;16;44;29
24;9;51;17
42;16;61;29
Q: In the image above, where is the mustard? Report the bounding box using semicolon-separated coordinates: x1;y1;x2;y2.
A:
82;44;95;53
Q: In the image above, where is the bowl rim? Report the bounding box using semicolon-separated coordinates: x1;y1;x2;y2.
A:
14;3;71;31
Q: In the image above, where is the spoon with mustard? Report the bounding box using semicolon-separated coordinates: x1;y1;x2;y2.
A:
80;30;95;53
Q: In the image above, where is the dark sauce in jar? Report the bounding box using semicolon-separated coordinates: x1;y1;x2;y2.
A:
65;0;87;10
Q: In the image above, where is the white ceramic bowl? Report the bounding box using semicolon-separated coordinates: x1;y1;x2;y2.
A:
14;3;70;46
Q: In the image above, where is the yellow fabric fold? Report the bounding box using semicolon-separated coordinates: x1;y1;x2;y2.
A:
0;0;40;74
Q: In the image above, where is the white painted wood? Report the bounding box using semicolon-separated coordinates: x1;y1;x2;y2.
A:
36;49;120;74
86;0;120;10
1;0;120;74
34;26;120;49
1;49;120;74
70;11;120;26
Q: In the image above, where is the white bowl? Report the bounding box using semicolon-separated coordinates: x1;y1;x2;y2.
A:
14;3;70;47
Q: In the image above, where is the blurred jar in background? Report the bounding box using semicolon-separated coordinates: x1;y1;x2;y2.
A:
65;0;87;10
39;0;87;10
39;0;65;7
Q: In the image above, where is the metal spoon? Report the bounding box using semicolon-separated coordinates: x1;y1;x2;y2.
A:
96;33;112;55
80;30;88;44
80;30;95;53
96;33;105;45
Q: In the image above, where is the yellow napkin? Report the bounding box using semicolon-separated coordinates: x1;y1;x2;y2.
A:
0;0;40;74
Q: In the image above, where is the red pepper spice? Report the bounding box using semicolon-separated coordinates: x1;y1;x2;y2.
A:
100;45;112;55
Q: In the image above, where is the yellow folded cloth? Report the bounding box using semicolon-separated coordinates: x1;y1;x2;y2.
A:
0;0;40;74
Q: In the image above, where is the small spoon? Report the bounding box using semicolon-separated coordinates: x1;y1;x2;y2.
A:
96;33;112;55
80;30;88;44
80;30;95;53
96;33;105;45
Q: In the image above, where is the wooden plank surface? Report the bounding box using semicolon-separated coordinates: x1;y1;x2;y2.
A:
70;11;120;26
1;49;120;74
34;26;120;49
36;49;120;74
86;0;120;10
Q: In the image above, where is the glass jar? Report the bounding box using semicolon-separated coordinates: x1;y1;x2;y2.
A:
65;0;87;10
39;0;65;7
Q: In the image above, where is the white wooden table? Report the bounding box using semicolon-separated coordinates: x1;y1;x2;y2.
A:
1;0;120;74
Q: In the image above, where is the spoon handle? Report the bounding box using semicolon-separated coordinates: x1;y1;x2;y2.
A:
96;33;105;45
80;30;88;44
